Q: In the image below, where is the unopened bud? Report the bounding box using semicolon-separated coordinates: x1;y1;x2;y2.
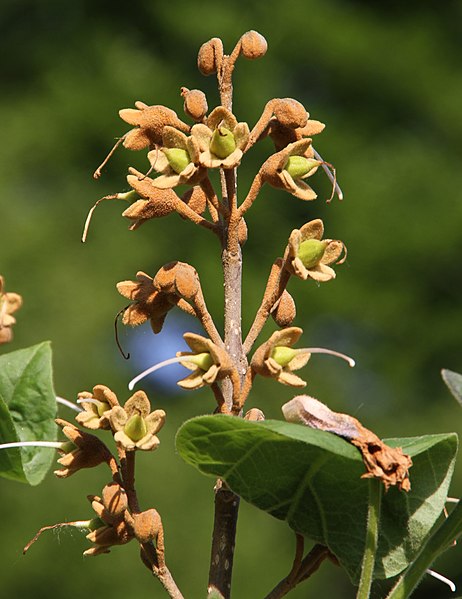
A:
238;218;248;246
271;290;296;327
240;31;268;60
244;408;265;421
273;98;308;128
132;509;161;544
181;87;208;121
102;483;128;517
163;148;190;174
285;156;320;179
210;127;236;159
198;38;223;76
298;239;328;269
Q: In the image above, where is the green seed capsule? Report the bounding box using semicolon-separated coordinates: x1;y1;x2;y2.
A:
183;352;214;371
96;401;110;418
297;239;327;268
285;156;319;179
271;346;297;367
163;148;191;174
210;127;236;159
124;414;147;442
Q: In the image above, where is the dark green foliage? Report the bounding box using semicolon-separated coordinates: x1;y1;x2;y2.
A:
0;342;57;484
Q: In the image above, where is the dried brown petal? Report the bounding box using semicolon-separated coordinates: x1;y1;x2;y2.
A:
283;396;412;491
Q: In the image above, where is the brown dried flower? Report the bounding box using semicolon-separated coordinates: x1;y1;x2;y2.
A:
191;106;249;169
76;384;120;430
121;168;179;230
247;98;325;151
251;327;311;387
107;390;165;452
283;396;412;491
147;127;206;189
119;102;189;150
117;271;177;333
153;261;200;301
85;484;134;556
177;332;234;390
0;276;22;344
54;418;114;478
285;219;345;282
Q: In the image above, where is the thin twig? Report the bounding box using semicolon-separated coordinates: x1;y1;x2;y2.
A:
243;259;291;354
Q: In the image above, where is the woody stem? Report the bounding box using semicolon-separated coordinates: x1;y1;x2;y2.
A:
207;56;243;599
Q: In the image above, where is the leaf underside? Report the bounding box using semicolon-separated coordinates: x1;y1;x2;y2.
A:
0;342;57;485
176;415;457;583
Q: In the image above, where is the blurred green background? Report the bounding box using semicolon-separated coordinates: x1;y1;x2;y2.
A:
1;0;462;597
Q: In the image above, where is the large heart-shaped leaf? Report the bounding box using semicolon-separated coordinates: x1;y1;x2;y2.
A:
0;342;57;485
176;416;457;583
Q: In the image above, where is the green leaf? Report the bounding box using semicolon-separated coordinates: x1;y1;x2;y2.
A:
0;342;57;485
176;416;457;583
442;368;462;406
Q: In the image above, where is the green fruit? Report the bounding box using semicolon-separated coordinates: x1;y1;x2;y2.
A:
285;156;319;179
271;346;297;367
164;148;191;174
297;239;327;268
210;127;236;159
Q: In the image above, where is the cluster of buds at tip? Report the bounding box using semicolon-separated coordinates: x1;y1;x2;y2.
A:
284;218;346;282
0;275;22;344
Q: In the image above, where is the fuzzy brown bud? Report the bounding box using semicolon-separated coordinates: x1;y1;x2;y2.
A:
102;483;128;518
271;290;296;327
153;261;200;300
181;87;208;121
244;408;265;421
273;98;308;129
197;38;223;75
240;31;268;60
238;218;248;246
132;509;162;544
181;186;207;216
